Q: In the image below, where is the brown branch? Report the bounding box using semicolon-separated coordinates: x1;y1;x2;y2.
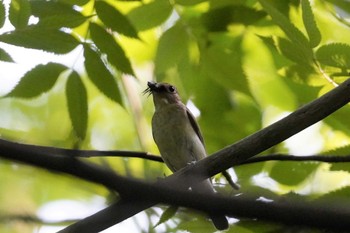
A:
241;153;350;165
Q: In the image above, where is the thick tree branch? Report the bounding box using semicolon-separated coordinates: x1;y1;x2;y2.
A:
242;153;350;165
1;79;350;232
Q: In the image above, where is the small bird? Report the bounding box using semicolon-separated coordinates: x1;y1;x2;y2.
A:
144;81;228;230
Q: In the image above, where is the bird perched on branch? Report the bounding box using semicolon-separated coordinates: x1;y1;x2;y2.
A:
144;81;228;230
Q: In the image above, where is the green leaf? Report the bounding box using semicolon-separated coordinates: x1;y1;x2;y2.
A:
89;23;134;75
257;35;293;69
323;144;350;156
66;71;88;140
127;0;172;31
324;0;350;15
283;78;322;104
259;0;310;48
154;206;179;227
36;15;89;29
200;35;250;95
317;187;350;201
95;1;138;39
30;1;88;28
0;1;5;29
277;37;313;65
58;0;90;6
269;162;320;186
6;63;67;98
323;145;350;173
301;0;321;48
9;0;31;29
201;5;266;31
175;0;207;6
155;24;189;74
315;43;350;69
83;44;122;104
324;107;350;136
0;26;80;54
0;48;14;63
329;163;350;173
322;144;350;172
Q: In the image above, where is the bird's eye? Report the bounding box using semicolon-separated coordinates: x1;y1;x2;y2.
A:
168;86;176;93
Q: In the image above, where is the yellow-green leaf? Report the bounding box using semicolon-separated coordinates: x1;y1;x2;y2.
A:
6;63;67;98
66;71;88;140
89;23;134;75
154;206;179;227
316;43;350;69
0;48;14;63
30;1;88;29
95;1;139;39
155;24;189;74
0;1;5;29
127;0;172;31
9;0;31;29
84;44;122;104
0;26;80;54
301;0;321;48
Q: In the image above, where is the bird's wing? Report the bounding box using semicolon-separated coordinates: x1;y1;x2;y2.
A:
186;107;205;146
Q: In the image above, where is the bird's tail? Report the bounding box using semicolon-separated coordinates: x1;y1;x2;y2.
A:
210;214;229;231
192;179;229;230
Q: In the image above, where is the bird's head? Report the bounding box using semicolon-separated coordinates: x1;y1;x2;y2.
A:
144;81;182;109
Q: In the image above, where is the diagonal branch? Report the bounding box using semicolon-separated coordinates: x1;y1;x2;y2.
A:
242;153;350;165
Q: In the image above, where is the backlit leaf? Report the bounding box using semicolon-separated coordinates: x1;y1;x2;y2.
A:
89;23;134;75
269;162;319;186
317;187;350;201
127;0;172;31
6;63;67;98
175;0;207;6
0;48;14;63
84;44;122;104
0;26;80;54
277;37;313;65
95;1;138;39
30;1;88;28
154;206;179;227
9;0;31;29
316;43;350;69
259;0;310;48
202;5;266;31
155;24;189;74
0;1;5;29
58;0;90;6
324;0;350;14
301;0;321;48
66;71;88;140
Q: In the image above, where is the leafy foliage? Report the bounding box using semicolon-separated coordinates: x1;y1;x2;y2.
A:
6;63;67;98
0;47;14;62
1;0;350;232
316;43;350;70
66;71;88;140
0;26;80;54
95;1;139;39
9;0;31;29
30;1;89;28
89;22;134;75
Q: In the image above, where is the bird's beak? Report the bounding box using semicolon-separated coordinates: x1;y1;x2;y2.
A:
147;81;157;90
143;81;157;96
